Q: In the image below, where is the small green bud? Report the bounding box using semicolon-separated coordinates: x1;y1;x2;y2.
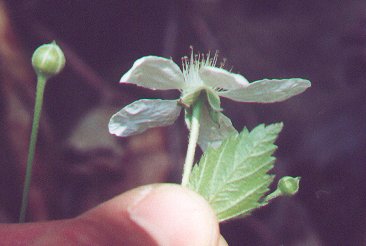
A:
32;41;66;79
277;176;300;196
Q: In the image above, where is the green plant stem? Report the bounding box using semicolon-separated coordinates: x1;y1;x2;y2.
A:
181;99;203;186
263;189;282;203
19;75;47;223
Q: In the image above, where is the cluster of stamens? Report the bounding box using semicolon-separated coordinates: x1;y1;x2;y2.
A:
180;47;226;92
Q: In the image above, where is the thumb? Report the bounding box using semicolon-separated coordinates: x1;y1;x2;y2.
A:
79;183;225;246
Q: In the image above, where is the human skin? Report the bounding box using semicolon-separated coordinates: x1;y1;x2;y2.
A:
0;184;228;246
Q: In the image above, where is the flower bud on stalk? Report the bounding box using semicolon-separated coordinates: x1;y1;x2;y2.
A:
31;41;65;79
19;41;65;223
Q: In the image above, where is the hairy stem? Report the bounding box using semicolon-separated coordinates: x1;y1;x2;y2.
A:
19;75;47;223
181;99;203;186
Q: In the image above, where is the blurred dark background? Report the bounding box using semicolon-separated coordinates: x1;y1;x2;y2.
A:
0;0;365;245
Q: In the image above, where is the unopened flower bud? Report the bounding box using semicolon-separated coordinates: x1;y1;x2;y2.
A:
32;41;66;79
277;176;300;196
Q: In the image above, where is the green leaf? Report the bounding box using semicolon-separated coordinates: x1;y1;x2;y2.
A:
188;123;283;222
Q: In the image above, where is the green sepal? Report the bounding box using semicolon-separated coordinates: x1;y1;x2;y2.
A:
208;107;220;125
201;89;222;125
180;89;202;108
205;88;222;112
184;100;237;151
184;108;193;129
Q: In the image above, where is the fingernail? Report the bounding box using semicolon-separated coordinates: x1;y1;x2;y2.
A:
128;185;154;209
127;185;219;246
127;186;168;245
